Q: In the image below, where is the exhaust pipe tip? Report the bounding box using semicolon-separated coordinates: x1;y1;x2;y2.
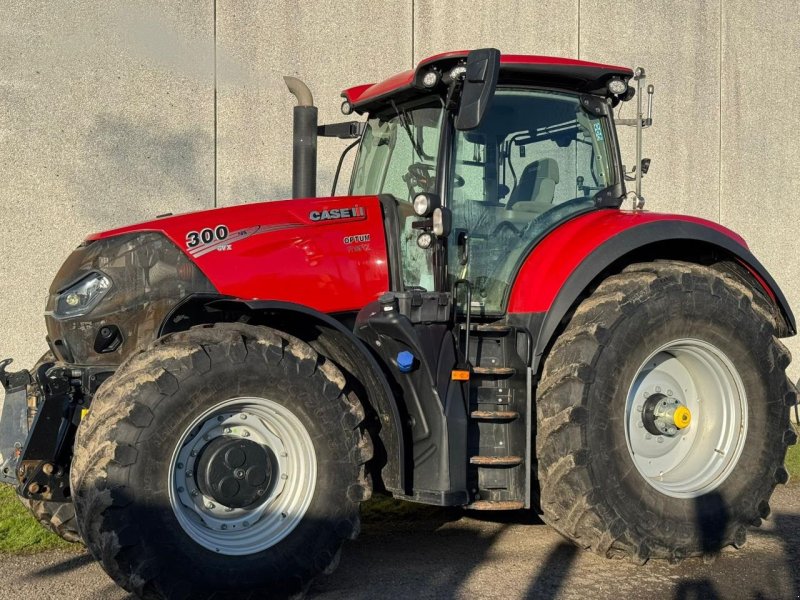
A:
284;76;314;107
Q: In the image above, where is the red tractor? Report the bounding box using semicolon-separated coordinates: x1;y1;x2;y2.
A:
1;49;796;598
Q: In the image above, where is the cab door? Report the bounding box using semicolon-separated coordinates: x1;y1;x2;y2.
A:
446;88;619;315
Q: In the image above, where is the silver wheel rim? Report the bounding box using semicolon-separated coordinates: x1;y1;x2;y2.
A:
168;397;317;555
624;338;748;498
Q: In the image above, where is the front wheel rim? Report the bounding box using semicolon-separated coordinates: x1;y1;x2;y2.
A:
169;397;317;555
624;338;748;499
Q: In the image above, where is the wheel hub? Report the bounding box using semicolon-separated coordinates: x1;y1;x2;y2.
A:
195;436;277;509
624;339;747;498
169;398;317;555
641;393;692;436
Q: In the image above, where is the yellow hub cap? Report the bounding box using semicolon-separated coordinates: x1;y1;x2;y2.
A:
673;405;692;429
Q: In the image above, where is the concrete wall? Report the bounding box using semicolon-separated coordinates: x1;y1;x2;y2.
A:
1;1;798;382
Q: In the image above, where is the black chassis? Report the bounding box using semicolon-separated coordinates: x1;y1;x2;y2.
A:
0;357;112;502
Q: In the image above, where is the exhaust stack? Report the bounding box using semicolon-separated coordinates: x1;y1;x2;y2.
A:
284;77;318;199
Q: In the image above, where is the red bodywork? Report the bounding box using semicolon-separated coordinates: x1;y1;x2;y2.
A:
507;210;751;314
87;196;389;314
87;198;764;320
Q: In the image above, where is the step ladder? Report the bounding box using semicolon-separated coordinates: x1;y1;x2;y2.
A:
458;320;530;510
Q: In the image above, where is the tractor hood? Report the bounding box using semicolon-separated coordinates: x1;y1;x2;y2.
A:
85;195;390;314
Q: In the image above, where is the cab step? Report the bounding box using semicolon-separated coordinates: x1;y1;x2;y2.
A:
467;500;525;511
472;366;515;376
460;323;512;334
470;410;520;421
470;455;523;467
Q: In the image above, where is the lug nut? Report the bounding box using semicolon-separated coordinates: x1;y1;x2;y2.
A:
239;414;247;420
42;463;54;475
29;483;40;494
191;490;199;497
176;462;184;469
206;502;215;509
221;524;227;530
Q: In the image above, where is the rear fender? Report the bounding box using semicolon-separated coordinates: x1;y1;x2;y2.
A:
507;211;795;373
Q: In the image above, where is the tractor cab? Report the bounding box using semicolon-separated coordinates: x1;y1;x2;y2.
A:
341;50;635;313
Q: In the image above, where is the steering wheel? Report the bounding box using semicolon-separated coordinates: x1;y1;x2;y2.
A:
403;162;436;195
403;163;466;197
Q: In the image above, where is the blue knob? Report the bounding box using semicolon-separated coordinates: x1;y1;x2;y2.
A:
397;351;415;373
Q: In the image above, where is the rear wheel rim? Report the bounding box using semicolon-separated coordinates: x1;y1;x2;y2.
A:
169;397;317;555
624;338;748;499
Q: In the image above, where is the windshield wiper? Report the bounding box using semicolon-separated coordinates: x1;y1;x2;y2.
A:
390;100;431;161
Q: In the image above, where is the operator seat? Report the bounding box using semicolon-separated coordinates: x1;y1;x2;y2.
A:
505;158;560;215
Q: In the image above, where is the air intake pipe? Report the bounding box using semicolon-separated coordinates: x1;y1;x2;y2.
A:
284;76;317;198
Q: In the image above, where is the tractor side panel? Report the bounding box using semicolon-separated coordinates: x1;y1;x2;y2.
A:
87;195;390;314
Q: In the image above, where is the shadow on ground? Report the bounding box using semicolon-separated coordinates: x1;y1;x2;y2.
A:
4;488;799;600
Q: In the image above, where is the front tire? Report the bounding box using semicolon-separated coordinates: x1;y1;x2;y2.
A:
536;261;798;562
71;323;372;598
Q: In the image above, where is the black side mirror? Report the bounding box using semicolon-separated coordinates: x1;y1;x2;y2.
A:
455;48;500;131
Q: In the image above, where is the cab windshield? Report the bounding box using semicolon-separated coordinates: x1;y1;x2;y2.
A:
351;102;444;289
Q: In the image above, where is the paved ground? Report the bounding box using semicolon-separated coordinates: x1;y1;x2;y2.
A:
1;485;798;600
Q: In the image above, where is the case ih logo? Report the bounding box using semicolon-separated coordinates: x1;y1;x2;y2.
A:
309;206;366;222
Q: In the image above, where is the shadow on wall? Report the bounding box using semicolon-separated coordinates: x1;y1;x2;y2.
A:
73;113;213;227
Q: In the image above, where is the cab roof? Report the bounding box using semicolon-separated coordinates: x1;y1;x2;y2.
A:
342;51;633;114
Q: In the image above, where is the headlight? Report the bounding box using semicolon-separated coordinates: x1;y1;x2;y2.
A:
413;192;440;217
55;272;112;317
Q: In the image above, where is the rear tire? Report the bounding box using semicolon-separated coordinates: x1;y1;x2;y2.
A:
70;323;372;599
536;261;798;562
16;352;81;544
